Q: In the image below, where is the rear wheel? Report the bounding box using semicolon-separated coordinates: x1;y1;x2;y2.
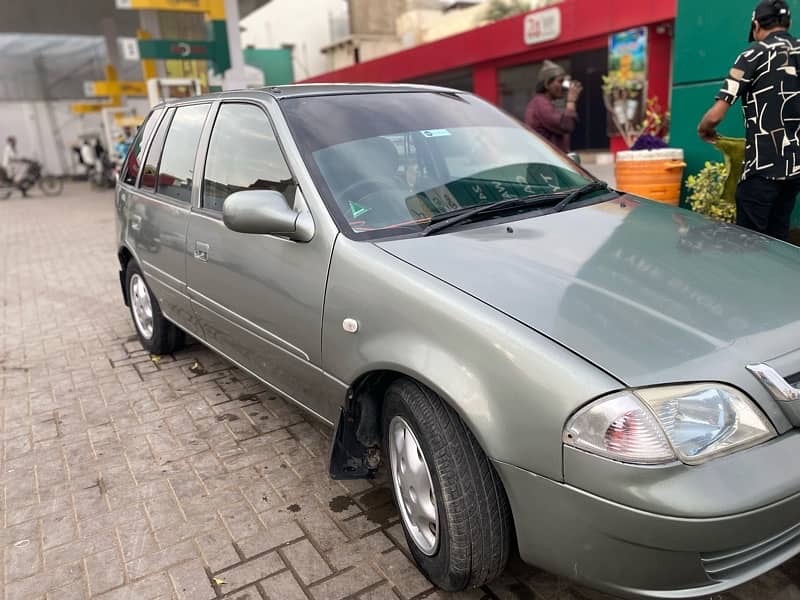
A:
0;182;12;200
125;261;184;354
39;175;63;196
382;379;511;591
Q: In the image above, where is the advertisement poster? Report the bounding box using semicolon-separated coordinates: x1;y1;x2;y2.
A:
607;27;648;136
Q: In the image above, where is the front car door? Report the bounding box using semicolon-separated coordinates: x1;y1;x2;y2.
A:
185;100;340;423
121;102;211;328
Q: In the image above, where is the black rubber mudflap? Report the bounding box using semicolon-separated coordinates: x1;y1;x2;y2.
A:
329;408;377;480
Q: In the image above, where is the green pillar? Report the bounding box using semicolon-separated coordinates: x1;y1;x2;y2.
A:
243;48;294;86
207;19;231;75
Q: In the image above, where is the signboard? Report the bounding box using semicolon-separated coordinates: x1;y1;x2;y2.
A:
524;8;561;46
137;39;215;60
83;80;148;97
119;37;141;61
609;27;648;83
72;101;119;114
607;27;648;136
114;0;224;19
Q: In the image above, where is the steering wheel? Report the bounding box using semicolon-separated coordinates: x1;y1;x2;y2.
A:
338;177;409;222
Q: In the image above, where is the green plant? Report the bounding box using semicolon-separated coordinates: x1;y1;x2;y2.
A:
485;0;530;21
639;97;670;140
685;161;736;223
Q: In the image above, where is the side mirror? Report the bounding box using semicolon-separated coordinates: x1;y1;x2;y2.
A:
222;189;314;242
566;152;582;166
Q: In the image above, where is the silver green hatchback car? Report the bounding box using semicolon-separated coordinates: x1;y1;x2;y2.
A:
116;84;800;598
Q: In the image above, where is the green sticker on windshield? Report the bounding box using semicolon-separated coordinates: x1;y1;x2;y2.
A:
349;201;370;218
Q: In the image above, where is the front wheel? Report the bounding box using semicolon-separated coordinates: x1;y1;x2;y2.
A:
382;379;512;591
125;261;185;354
0;182;12;200
39;175;63;196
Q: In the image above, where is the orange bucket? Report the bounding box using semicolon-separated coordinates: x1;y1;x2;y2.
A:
614;149;686;205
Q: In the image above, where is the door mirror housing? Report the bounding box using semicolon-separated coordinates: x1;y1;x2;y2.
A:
222;190;314;241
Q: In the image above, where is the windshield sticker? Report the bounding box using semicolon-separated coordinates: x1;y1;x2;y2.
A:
349;201;370;218
420;129;451;138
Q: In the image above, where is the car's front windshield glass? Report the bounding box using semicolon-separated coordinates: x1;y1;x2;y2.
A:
282;91;595;239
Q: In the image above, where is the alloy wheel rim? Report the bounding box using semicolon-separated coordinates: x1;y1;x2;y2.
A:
130;274;154;340
388;416;439;555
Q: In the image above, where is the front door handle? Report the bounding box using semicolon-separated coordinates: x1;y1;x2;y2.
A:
194;241;210;262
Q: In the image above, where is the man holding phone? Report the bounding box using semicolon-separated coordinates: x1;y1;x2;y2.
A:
525;60;583;153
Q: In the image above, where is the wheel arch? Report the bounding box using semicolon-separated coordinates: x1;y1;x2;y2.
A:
331;364;497;479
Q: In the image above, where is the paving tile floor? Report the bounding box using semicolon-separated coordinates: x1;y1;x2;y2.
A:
0;184;798;599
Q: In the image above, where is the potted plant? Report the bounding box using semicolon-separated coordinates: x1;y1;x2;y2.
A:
685;162;735;223
684;137;745;223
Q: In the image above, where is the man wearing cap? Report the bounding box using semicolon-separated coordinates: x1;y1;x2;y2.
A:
525;60;583;153
697;0;800;241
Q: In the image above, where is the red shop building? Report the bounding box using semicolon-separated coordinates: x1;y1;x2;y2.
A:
303;0;677;153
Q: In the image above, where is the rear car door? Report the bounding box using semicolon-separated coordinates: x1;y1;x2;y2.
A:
185;100;338;422
125;102;211;329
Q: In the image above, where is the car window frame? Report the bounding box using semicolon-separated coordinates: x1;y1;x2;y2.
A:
119;107;165;189
151;101;213;205
194;100;299;221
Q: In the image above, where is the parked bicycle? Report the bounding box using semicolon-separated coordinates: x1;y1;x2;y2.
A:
0;158;63;199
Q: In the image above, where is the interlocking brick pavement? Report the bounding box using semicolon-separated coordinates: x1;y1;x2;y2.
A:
1;185;798;600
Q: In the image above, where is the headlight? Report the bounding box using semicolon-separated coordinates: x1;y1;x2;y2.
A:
563;384;776;465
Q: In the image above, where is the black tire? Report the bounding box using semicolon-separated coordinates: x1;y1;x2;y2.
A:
0;183;12;200
125;261;185;355
382;378;512;591
39;175;63;196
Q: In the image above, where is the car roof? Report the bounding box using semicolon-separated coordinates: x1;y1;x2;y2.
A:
152;83;462;110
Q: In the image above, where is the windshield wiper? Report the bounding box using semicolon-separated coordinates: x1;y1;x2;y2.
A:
551;181;610;212
421;196;550;236
421;181;611;236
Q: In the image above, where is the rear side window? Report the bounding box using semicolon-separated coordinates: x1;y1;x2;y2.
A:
202;103;294;213
156;103;210;202
122;108;163;186
140;109;174;192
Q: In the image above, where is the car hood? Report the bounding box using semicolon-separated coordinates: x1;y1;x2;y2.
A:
376;196;800;386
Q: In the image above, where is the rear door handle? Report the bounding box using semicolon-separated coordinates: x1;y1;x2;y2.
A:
194;241;210;262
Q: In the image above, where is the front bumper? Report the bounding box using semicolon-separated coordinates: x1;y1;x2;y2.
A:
493;457;800;598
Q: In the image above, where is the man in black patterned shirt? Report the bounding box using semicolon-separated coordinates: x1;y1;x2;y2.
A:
698;0;800;241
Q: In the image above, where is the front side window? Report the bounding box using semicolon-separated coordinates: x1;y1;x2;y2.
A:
202;103;294;213
121;108;162;186
157;103;210;202
282;92;594;239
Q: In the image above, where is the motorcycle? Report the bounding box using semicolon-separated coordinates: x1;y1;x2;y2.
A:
0;158;63;199
88;156;118;190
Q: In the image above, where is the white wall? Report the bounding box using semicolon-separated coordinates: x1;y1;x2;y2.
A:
0;98;150;176
240;0;349;79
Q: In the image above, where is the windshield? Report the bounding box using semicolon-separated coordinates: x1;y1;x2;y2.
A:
282;91;595;239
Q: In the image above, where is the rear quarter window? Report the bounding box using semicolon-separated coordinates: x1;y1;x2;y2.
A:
121;108;163;186
156;103;210;203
